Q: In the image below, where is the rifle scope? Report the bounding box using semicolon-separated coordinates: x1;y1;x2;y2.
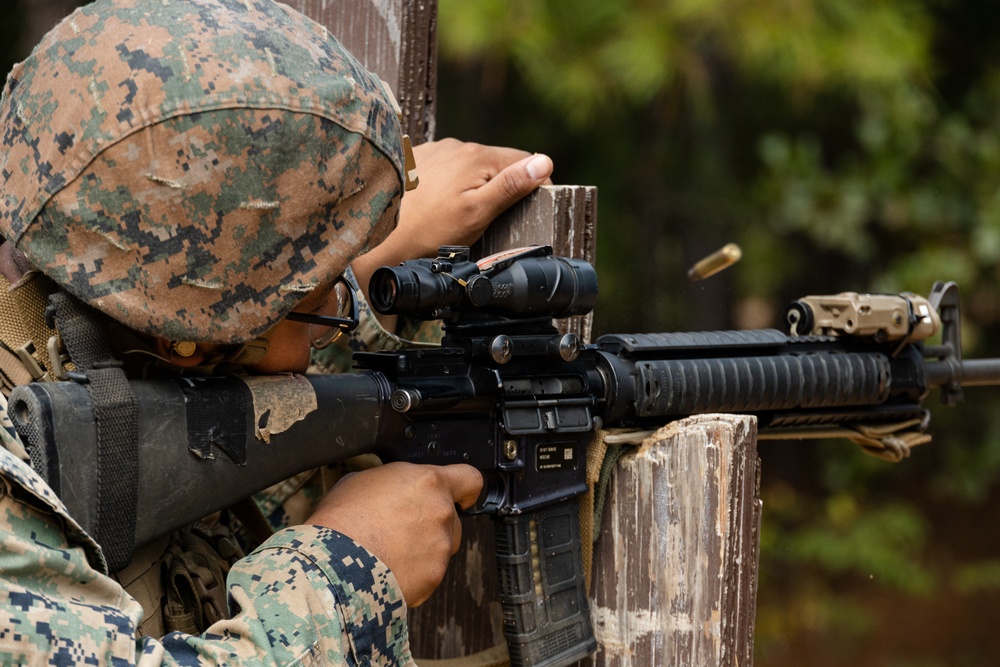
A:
370;245;599;320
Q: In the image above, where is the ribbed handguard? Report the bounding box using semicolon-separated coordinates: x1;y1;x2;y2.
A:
632;351;892;417
493;498;597;667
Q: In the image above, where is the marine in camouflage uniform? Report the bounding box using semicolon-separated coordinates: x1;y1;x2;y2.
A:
0;0;420;663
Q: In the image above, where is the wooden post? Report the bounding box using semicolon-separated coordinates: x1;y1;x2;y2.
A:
583;415;761;667
406;186;599;660
281;0;437;143
473;185;598;342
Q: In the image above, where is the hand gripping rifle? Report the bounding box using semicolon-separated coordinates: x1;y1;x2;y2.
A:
9;245;1000;667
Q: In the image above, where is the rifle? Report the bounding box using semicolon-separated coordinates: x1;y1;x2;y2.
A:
8;245;1000;667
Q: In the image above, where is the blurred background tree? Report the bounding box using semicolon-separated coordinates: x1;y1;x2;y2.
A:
5;0;1000;664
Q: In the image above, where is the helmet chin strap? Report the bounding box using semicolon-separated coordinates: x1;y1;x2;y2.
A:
117;333;272;378
195;336;272;374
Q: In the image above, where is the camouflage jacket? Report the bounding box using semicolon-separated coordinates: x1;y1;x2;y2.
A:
0;395;416;666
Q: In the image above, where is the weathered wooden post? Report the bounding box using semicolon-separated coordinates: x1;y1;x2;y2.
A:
280;0;437;144
584;416;761;666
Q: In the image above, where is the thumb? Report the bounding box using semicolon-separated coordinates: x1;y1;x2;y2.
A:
477;153;554;219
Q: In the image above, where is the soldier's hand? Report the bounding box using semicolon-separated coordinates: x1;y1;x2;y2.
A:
392;138;554;259
350;137;554;330
352;138;553;274
306;461;484;606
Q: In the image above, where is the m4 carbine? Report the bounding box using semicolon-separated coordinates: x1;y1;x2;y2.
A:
9;245;1000;667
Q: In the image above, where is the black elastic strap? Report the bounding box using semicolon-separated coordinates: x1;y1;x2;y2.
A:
48;292;138;573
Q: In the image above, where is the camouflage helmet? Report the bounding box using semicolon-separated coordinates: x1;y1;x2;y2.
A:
0;0;404;344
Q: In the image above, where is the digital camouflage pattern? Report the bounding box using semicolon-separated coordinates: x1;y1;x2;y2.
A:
0;398;415;665
0;0;404;343
0;0;418;662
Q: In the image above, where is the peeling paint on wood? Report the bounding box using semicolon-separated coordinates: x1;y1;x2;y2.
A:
583;415;760;667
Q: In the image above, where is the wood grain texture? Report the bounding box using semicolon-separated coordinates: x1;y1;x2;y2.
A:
398;0;437;143
282;0;437;142
473;186;597;261
582;415;760;667
408;516;506;659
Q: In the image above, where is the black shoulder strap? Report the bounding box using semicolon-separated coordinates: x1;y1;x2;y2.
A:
47;292;138;573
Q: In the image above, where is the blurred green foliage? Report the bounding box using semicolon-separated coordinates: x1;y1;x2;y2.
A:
437;0;1000;663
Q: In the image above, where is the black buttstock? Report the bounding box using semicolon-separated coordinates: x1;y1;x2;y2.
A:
8;373;392;548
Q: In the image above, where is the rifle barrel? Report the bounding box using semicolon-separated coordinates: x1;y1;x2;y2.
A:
925;359;1000;387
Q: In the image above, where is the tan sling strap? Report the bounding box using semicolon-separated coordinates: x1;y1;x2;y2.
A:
113;536;172;638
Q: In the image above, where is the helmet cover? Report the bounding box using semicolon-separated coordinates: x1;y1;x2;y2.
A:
0;0;404;343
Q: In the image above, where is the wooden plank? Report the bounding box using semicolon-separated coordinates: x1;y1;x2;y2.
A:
473;185;599;342
473;186;597;260
398;0;438;143
583;415;761;667
282;0;437;143
407;515;506;660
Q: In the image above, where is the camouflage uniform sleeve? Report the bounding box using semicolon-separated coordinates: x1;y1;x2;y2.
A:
311;267;442;374
203;526;417;666
0;444;143;665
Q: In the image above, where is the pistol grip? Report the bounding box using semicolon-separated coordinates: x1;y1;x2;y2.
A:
493;498;597;667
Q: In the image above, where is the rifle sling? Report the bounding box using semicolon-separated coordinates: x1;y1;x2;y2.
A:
47;292;138;573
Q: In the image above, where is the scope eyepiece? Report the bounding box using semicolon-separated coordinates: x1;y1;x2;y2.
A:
370;263;492;317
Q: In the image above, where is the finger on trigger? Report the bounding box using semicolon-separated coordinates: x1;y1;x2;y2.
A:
442;464;484;510
451;511;463;555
